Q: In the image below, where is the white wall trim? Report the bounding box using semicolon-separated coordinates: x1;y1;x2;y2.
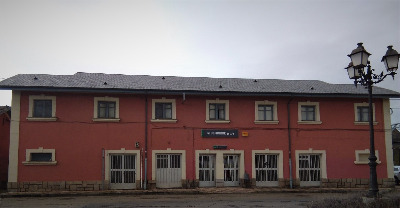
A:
383;99;394;178
8;91;21;182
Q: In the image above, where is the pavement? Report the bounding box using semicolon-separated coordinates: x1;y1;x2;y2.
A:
1;186;399;198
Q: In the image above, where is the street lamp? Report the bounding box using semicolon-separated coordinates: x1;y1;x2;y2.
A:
346;43;400;197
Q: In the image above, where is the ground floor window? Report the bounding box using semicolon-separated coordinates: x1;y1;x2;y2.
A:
110;154;136;189
255;154;278;186
223;154;240;186
298;154;321;186
199;155;216;187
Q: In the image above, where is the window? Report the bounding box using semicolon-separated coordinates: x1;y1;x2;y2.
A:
98;101;116;118
298;102;321;124
357;106;369;122
252;149;283;187
205;99;230;123
93;97;120;122
301;105;315;121
155;103;172;119
31;153;52;162
151;98;177;123
209;103;225;120
33;100;52;118
295;149;327;187
354;103;376;125
23;147;57;165
27;95;57;121
354;149;381;164
255;101;278;124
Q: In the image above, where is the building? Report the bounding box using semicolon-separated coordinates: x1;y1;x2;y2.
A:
0;106;11;189
0;72;398;192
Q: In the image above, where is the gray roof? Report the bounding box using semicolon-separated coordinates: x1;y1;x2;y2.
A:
0;72;399;98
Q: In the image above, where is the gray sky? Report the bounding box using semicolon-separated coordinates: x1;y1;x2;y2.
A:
0;0;399;122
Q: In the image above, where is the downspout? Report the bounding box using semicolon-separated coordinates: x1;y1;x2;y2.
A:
101;148;105;190
287;97;294;189
144;95;148;190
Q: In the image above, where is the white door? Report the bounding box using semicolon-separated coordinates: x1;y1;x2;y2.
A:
110;154;136;189
224;155;239;186
156;154;182;188
255;154;279;186
299;154;321;186
199;155;216;187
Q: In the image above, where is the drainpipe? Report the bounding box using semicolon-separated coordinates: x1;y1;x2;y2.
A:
102;148;105;190
144;95;148;190
287;97;294;189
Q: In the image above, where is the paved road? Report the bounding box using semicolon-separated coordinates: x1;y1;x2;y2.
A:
0;192;349;208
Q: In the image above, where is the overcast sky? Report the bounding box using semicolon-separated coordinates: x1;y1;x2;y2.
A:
0;0;399;122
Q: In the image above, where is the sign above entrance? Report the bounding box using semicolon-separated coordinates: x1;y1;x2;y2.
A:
201;129;238;138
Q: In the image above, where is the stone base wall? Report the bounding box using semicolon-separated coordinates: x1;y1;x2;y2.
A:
321;178;395;188
8;181;106;192
8;178;396;192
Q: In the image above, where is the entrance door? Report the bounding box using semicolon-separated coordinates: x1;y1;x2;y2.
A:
110;154;136;189
156;154;182;188
299;154;321;186
199;155;216;187
224;155;239;186
255;154;278;186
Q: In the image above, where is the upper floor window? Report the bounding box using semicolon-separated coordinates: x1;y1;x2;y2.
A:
209;103;225;120
354;103;376;125
151;98;177;123
205;99;230;123
155;102;172;119
33;100;52;118
98;101;116;118
301;105;315;121
27;95;57;121
255;100;279;124
357;106;369;122
93;96;120;122
298;101;321;124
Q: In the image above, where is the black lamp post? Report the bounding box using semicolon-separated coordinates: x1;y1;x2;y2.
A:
346;43;400;197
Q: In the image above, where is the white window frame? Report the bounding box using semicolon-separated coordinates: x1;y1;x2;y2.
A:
22;147;57;165
151;97;177;123
298;101;322;124
93;96;120;122
27;95;57;121
354;149;381;164
295;148;327;185
354;103;377;125
105;148;141;186
254;101;279;124
205;99;230;123
195;149;244;186
252;149;283;186
152;148;186;181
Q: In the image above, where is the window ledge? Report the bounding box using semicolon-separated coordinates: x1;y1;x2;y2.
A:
354;161;381;165
151;119;177;123
26;117;58;122
22;161;57;166
254;120;279;124
354;121;378;125
92;118;120;122
205;120;231;124
297;121;322;125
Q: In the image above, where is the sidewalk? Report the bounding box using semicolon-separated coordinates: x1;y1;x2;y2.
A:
1;186;398;198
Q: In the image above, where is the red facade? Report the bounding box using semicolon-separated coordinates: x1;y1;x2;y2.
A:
8;90;395;191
